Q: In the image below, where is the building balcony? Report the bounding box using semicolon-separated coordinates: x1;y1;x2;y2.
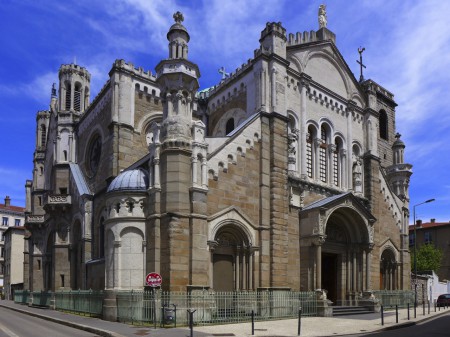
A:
25;214;45;225
43;194;72;212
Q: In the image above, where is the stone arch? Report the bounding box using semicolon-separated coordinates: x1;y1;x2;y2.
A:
318;205;374;302
380;247;398;290
211;222;253;291
303;49;351;98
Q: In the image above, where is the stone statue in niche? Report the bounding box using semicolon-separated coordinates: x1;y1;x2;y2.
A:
353;158;363;194
318;4;327;28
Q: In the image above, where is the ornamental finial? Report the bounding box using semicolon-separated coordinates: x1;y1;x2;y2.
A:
173;11;184;24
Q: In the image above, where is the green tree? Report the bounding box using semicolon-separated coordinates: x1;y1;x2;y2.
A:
411;243;443;272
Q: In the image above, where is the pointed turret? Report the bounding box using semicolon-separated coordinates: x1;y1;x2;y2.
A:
155;11;200;146
386;133;413;201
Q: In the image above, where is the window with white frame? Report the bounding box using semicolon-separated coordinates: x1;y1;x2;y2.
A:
2;217;8;226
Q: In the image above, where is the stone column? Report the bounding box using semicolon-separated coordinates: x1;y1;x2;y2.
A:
249;250;254;290
299;79;309;179
316;244;322;289
242;249;247;289
314;138;321;181
191;156;198;186
346;110;353;189
235;249;240;290
201;158;208;188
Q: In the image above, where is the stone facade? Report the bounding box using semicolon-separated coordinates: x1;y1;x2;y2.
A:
25;8;412;310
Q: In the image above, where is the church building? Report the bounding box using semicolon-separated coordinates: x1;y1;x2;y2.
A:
25;7;412;306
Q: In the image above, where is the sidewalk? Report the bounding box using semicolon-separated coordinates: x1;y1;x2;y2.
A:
0;300;449;337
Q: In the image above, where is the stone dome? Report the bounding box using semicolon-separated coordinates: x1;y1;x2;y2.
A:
107;169;148;193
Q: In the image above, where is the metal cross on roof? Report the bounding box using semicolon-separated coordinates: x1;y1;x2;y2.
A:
218;67;229;80
357;47;366;82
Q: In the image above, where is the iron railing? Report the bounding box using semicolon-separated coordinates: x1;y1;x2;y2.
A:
31;291;52;307
13;290;30;304
54;290;104;317
116;290;317;326
373;290;415;308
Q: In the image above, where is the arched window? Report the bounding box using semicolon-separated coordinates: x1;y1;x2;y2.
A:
226;118;235;134
65;83;72;110
379;110;388;140
306;126;314;178
333;137;343;187
74;83;82;112
40;125;46;147
319;125;328;183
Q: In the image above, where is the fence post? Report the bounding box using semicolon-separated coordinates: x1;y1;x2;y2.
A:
251;310;255;335
381;306;384;326
187;309;196;337
298;308;302;336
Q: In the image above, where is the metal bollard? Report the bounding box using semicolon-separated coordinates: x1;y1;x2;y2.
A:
423;301;425;316
187;309;196;337
251;310;255;336
381;306;384;326
428;301;430;314
407;303;410;320
414;302;417;318
396;305;398;323
298;308;302;336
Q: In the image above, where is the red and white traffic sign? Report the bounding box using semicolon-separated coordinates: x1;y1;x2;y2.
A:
146;272;162;287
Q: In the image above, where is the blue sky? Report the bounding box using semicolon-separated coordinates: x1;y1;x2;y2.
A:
0;0;448;223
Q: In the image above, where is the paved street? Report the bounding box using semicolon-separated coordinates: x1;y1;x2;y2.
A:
354;312;450;336
1;300;450;337
0;307;98;337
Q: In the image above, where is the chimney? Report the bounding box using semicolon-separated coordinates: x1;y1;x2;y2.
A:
416;219;422;226
4;195;10;207
431;218;435;223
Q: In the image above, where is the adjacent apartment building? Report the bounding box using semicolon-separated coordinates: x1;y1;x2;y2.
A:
409;219;450;281
0;196;25;296
3;226;26;300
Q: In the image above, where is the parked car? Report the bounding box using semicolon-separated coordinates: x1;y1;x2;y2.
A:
436;294;450;307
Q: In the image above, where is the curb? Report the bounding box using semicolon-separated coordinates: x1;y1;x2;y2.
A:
0;303;124;337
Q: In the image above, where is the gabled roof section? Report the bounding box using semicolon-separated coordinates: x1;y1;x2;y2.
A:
69;163;92;197
302;192;376;222
287;37;367;102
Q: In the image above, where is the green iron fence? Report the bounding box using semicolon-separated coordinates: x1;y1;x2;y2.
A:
31;291;52;307
373;290;415;308
116;290;317;326
13;290;30;304
54;290;104;317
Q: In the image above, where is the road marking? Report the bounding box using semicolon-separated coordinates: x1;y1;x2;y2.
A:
0;322;20;337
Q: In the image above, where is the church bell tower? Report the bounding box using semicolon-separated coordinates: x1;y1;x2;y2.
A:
154;12;207;291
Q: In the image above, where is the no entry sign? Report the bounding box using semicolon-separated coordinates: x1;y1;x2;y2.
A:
146;272;162;287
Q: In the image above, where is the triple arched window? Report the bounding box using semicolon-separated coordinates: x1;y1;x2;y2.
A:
305;123;344;188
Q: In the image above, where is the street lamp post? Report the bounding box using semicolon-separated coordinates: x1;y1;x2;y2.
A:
413;198;435;307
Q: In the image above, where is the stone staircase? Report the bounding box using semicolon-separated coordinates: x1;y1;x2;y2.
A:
332;306;373;316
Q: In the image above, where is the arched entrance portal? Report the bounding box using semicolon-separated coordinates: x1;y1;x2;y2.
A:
321;208;372;305
211;225;254;291
380;249;398;290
